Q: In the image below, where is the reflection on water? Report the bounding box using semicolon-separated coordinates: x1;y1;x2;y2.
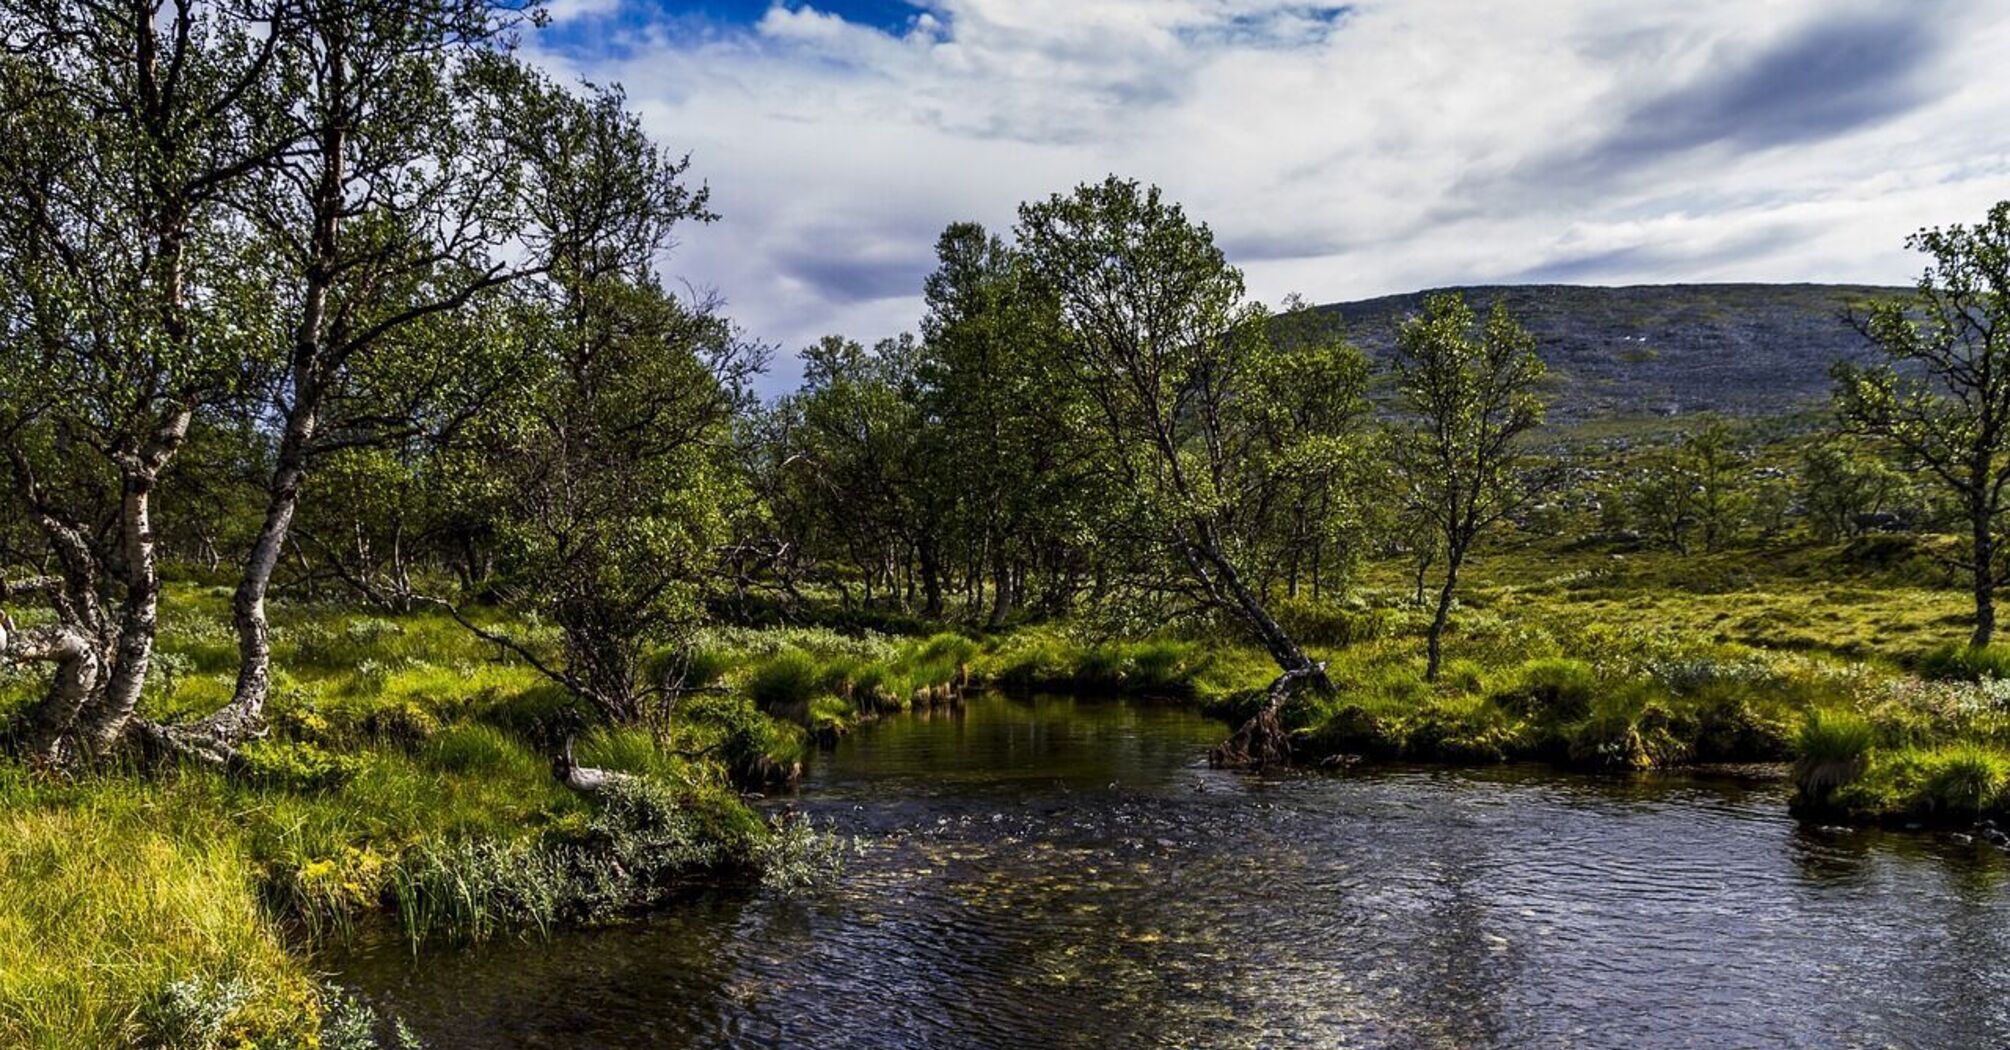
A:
337;694;2010;1048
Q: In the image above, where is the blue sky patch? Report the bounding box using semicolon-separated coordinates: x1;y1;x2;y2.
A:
655;0;924;33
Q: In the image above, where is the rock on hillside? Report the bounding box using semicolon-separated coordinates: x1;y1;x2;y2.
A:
1319;283;1906;421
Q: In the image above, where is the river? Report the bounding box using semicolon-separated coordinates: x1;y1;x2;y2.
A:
339;693;2010;1048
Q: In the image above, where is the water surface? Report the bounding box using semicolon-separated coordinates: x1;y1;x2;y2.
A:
340;694;2010;1048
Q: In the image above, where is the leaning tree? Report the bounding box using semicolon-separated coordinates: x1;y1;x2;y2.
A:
1016;177;1354;766
1833;201;2010;648
207;0;593;747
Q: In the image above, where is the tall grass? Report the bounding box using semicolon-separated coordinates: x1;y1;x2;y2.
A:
0;772;312;1048
1792;708;1876;801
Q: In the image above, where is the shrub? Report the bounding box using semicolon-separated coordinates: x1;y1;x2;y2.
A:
757;813;856;893
319;991;425;1050
137;977;251;1050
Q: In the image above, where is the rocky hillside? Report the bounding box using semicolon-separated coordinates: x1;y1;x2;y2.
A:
1319;283;1906;421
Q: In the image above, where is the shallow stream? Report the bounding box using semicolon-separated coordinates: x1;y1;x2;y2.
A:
340;694;2010;1048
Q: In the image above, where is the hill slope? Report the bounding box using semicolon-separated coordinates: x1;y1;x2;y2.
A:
1319;283;1906;422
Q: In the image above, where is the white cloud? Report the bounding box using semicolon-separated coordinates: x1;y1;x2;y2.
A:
542;0;626;26
526;0;2010;391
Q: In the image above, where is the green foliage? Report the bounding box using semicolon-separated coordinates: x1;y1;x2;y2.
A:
1273;599;1404;646
978;632;1221;698
1832;201;2010;647
137;976;252;1050
423;724;546;780
1392;291;1548;679
0;771;315;1047
1831;745;2010;821
1619;418;1753;553
319;991;426;1050
1567;690;1696;770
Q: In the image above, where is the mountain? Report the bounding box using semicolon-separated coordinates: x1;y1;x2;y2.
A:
1317;283;1908;422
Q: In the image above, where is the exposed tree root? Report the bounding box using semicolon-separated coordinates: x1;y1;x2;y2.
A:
1209;661;1330;770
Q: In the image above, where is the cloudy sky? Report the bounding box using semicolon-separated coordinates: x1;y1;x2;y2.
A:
525;0;2010;391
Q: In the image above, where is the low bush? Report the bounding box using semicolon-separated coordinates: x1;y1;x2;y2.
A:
237;740;363;792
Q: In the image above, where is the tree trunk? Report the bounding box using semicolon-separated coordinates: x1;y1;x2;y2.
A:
223;411;314;736
1973;510;1996;649
1425;551;1464;682
76;465;169;751
213;91;346;741
918;535;944;619
987;542;1012;628
1188;525;1329;769
4;622;104;764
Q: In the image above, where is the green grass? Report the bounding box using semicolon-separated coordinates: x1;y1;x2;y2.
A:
0;769;314;1047
1792;708;1877;801
0;587;833;1047
1917;643;2010;682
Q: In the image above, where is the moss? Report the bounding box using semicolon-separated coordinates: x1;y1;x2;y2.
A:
237;740;363;792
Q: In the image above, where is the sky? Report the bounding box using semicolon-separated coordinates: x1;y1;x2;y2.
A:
523;0;2010;392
